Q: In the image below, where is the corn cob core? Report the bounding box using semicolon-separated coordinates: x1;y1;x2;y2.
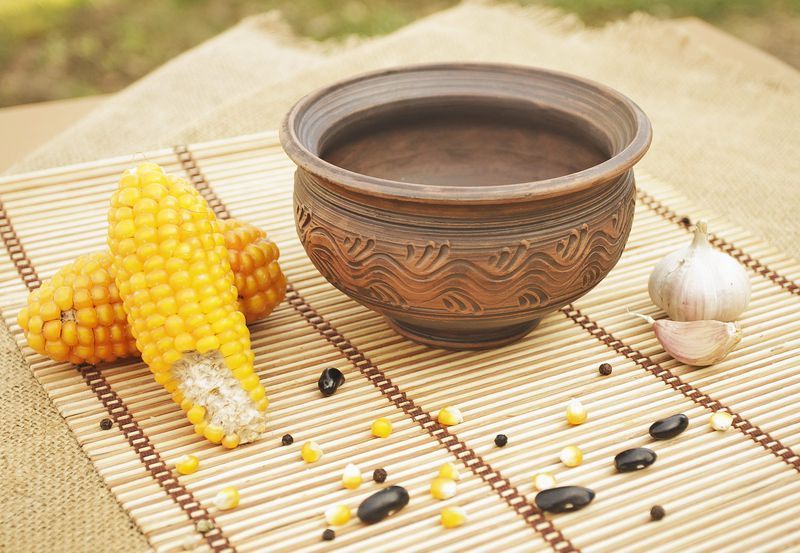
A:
108;163;267;445
18;219;286;366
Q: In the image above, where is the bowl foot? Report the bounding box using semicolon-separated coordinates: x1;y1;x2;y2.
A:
384;318;540;350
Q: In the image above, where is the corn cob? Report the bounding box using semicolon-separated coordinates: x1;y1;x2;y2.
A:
18;219;286;366
107;162;267;446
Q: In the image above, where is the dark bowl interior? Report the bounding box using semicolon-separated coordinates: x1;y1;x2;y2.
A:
283;64;651;204
320;96;611;187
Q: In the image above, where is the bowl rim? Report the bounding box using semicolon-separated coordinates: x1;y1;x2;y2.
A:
280;62;652;204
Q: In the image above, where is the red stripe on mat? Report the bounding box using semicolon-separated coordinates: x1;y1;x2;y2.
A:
636;189;799;296
562;304;800;472
286;284;580;553
1;146;797;552
0;163;236;552
175;144;580;552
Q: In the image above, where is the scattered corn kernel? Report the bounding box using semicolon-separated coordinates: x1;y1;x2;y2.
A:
710;411;734;431
437;406;463;426
18;219;286;366
371;417;393;438
302;441;323;463
533;471;557;491
213;486;240;510
438;462;461;481
560;445;584;467
175;454;200;475
195;519;214;533
565;398;587;426
440;506;468;529
342;463;363;490
324;504;352;526
430;477;457;500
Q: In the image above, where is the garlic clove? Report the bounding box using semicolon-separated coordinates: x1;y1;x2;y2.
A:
648;221;751;322
635;314;742;367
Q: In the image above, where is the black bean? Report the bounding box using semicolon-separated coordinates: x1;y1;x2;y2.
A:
99;418;113;430
650;505;666;521
598;363;613;376
615;448;657;472
322;529;335;541
318;367;345;396
281;433;294;446
373;468;387;483
649;414;689;440
535;486;595;513
357;486;409;524
494;434;508;447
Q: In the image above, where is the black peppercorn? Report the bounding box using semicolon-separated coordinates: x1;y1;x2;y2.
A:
650;505;666;521
281;433;294;446
598;363;613;376
373;468;387;483
99;418;113;430
679;216;692;227
494;434;508;447
322;529;335;541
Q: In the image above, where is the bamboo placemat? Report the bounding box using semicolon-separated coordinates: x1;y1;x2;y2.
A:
1;131;799;553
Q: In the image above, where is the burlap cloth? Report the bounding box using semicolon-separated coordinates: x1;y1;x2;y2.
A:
2;3;799;551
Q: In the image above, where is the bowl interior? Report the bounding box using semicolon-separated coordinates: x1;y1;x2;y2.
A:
283;63;651;203
320;97;610;187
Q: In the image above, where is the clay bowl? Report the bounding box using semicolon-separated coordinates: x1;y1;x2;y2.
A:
280;63;651;349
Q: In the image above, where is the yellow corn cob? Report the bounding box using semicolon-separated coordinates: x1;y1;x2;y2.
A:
107;162;267;446
222;219;287;323
17;252;134;365
18;219;286;366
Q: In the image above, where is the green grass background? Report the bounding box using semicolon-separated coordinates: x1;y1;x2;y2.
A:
1;0;798;107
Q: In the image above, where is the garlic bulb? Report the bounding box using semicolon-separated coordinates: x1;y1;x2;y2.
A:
648;221;750;322
636;314;742;367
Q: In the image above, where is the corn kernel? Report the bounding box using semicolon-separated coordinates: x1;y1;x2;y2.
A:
437;406;463;426
222;434;240;450
565;398;587;426
533;471;557;491
175;454;200;475
186;404;206;425
371;417;393;438
440;506;468;529
301;441;323;463
430;477;457;500
204;424;225;444
324;504;351;526
213;486;240;510
710;411;734;431
438;462;461;481
341;463;362;490
560;445;583;467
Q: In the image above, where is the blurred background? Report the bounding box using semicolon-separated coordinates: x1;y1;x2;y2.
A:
1;0;799;108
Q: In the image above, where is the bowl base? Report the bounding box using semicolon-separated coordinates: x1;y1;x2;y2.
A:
384;317;540;350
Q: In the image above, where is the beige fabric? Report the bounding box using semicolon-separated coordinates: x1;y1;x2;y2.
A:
13;3;800;261
177;3;800;260
2;3;799;551
12;12;328;172
0;315;151;553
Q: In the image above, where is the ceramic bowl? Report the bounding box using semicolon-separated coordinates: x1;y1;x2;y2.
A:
280;63;651;349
